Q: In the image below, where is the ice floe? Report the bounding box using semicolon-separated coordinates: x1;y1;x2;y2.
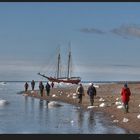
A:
0;99;9;106
73;93;77;96
137;114;140;119
67;94;70;98
122;117;129;123
99;98;105;102
87;105;98;109
0;82;7;86
115;101;122;105
52;94;56;97
48;101;63;108
99;103;106;107
117;105;124;109
112;119;119;123
72;95;77;99
72;93;77;99
111;115;114;118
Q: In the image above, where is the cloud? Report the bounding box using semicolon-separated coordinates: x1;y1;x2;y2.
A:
111;24;140;39
78;28;105;34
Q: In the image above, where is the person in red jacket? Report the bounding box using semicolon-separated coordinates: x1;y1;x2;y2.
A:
121;83;131;113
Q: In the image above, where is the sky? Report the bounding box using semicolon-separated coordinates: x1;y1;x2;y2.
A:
0;2;140;81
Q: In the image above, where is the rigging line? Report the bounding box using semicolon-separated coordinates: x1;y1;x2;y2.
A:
57;45;61;79
67;41;71;78
38;46;59;75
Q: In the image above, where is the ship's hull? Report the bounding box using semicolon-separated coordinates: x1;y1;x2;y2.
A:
38;73;81;84
47;77;81;84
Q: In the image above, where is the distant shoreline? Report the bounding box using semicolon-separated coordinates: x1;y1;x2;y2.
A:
2;80;140;84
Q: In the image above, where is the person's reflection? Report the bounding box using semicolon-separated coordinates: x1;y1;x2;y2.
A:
39;99;44;116
39;99;44;109
77;109;84;128
24;95;28;114
43;100;50;124
45;100;50;109
38;99;44;124
31;97;35;114
88;110;95;130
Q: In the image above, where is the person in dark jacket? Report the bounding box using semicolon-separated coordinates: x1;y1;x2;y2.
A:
51;82;54;88
39;81;44;97
31;80;35;90
76;83;84;103
45;82;51;96
121;83;131;113
24;82;29;92
87;83;96;106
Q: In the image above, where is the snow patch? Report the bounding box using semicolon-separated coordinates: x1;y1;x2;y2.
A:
122;118;129;123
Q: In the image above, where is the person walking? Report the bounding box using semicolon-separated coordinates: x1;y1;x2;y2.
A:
121;83;131;113
45;82;51;96
87;83;96;106
76;83;84;104
24;82;29;92
39;81;44;97
51;82;54;88
31;80;35;90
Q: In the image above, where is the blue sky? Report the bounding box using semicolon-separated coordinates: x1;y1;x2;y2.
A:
0;2;140;81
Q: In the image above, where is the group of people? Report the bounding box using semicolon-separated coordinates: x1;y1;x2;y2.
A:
24;80;54;97
76;82;131;113
76;83;96;106
25;80;131;114
39;81;51;97
24;80;36;92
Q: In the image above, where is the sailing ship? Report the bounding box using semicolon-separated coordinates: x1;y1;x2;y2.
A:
38;44;81;84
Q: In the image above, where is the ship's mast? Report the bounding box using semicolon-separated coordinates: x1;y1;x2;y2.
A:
57;46;60;79
67;42;71;79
